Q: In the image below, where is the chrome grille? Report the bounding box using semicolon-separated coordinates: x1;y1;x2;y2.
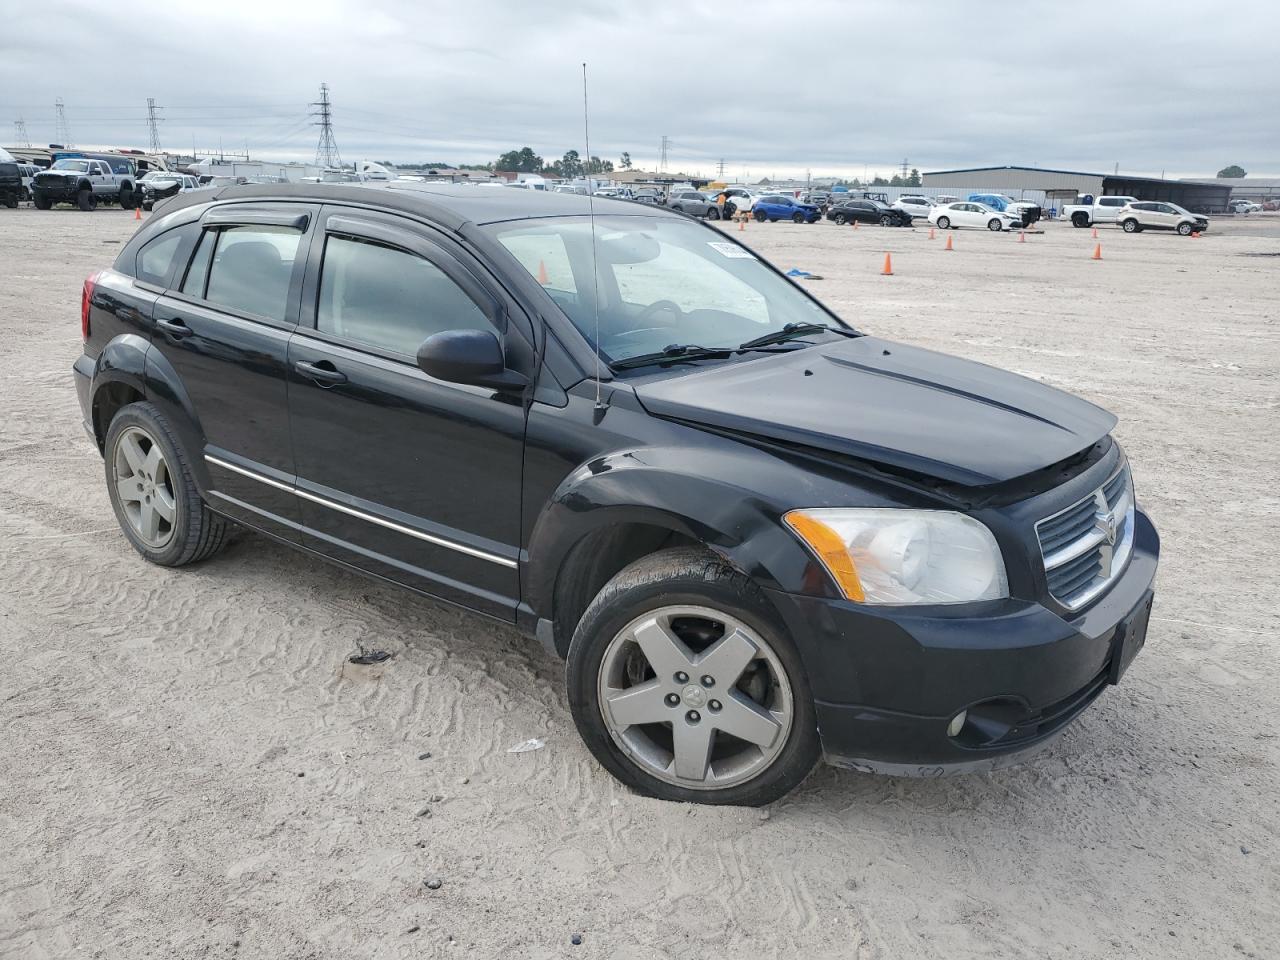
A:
1036;463;1134;611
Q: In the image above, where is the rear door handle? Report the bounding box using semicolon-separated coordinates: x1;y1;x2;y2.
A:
294;359;348;386
155;317;193;339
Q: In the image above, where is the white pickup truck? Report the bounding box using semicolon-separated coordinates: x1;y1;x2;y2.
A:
1061;196;1139;228
31;156;140;211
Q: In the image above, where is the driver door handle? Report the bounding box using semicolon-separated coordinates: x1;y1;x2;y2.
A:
294;359;348;386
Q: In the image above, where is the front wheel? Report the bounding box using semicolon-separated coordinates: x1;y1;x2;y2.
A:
119;186;136;209
706;207;720;220
1122;219;1140;233
880;214;893;227
104;402;230;566
1177;222;1193;236
936;216;951;229
77;188;96;211
753;210;766;222
988;218;1003;231
567;548;820;806
792;212;805;223
833;213;848;225
32;192;52;210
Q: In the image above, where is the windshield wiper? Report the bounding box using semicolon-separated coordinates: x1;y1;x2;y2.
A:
609;343;734;370
737;322;857;351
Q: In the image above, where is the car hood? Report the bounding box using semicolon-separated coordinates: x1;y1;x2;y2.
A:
35;169;78;178
632;336;1117;487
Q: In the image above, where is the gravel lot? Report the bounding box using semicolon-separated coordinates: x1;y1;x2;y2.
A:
1;206;1277;960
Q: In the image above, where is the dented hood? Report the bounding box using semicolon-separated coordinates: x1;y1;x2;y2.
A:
633;336;1117;487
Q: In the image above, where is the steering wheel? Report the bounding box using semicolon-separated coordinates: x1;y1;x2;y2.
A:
635;299;684;326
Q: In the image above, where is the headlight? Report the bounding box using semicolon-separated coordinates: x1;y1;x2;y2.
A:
784;508;1009;604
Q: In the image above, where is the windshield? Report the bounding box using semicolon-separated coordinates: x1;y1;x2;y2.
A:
51;159;91;173
485;215;839;364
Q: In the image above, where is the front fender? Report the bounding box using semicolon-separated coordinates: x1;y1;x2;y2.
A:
522;444;829;620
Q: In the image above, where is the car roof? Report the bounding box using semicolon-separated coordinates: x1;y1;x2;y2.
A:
153;180;679;230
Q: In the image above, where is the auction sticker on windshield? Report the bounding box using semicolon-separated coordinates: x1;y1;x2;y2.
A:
707;242;756;259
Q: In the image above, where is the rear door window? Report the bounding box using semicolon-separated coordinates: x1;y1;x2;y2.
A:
202;226;302;321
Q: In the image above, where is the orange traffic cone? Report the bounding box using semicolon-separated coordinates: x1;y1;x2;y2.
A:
738;218;745;232
944;234;954;251
1091;243;1102;260
134;206;142;221
928;227;936;240
537;260;549;284
853;220;859;230
881;253;893;275
1191;231;1201;238
1018;230;1026;243
1091;226;1098;239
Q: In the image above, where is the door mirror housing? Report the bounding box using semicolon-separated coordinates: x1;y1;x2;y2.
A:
416;329;529;392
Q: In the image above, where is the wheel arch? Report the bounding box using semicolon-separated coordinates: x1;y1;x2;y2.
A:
523;450;820;656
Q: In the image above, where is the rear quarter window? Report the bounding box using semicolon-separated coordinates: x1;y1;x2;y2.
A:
136;230;185;286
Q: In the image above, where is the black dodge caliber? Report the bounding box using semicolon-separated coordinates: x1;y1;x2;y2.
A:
73;183;1159;805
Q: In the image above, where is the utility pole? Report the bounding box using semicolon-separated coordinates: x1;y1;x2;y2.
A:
54;98;73;146
13;118;30;147
146;98;163;154
312;83;342;169
658;135;670;173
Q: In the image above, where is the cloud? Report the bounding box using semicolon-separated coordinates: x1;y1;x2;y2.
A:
3;0;1277;178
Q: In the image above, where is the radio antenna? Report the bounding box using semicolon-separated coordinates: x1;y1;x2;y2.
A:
583;62;605;417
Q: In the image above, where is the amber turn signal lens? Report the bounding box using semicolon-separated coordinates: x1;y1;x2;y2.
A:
783;511;866;602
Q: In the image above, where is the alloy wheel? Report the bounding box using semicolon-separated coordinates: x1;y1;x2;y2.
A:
597;605;794;790
112;425;177;548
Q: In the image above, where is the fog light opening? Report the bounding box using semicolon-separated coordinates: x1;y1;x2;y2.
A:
946;710;967;739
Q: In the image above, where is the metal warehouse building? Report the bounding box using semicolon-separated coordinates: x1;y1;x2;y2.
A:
922;165;1234;214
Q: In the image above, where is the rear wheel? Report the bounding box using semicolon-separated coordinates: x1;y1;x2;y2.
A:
988;218;1003;231
567;548;819;806
104;402;229;567
1071;212;1090;228
76;187;96;211
937;215;951;229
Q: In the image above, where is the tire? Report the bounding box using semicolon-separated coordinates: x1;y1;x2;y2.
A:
1071;212;1089;228
754;210;766;222
567;547;820;806
32;192;51;210
3;195;16;209
1177;222;1193;236
879;214;893;227
143;200;153;212
103;401;229;567
792;212;805;223
119;186;135;209
1122;219;1140;233
706;207;720;221
937;216;951;229
988;218;1002;231
77;187;96;211
833;213;847;225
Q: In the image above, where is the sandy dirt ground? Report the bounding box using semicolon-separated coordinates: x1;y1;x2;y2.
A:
1;205;1277;960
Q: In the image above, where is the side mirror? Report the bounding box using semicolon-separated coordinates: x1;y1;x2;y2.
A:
416;329;529;392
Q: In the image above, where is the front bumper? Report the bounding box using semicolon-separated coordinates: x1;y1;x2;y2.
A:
32;177;78;200
766;506;1159;775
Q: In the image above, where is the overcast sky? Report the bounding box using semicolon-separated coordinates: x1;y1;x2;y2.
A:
3;0;1277;179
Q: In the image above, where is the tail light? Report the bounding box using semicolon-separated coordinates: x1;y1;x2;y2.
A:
81;271;100;340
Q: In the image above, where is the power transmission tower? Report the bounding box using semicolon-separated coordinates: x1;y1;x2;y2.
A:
311;83;342;169
658;135;670;173
13;118;30;147
55;98;73;146
900;158;909;179
716;158;725;178
146;98;163;154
